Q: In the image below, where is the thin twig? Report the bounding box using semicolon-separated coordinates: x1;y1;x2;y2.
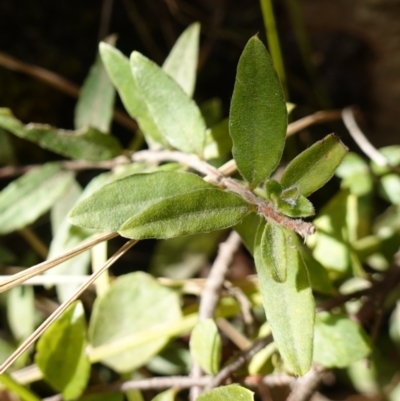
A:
0;238;137;374
0;232;118;293
0;275;92;286
205;335;272;390
198;231;242;321
190;231;242;400
342;107;399;172
42;376;212;401
0;51;137;132
286;364;327;401
18;227;48;259
98;0;114;41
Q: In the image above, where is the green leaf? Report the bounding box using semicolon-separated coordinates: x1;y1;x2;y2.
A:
69;171;212;232
229;36;287;187
151;389;176;401
0;163;74;234
0;109;122;161
281;134;348;197
147;344;191;375
190;319;222;374
119;188;250;239
260;222;288;282
276;195;315;218
197;385;254;401
89;272;182;373
48;180;94;303
162;22;200;97
99;43;166;148
36;301;90;401
0;128;15;165
254;222;315;375
204;119;232;161
131;51;206;156
74;36;116;132
313;312;371;368
7;286;35;341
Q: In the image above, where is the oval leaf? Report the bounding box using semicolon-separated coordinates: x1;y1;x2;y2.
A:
131;51;206;156
36;301;90;401
261;222;287;282
99;43;166;148
89;272;182;373
276;195;315;218
119;188;250;239
190;319;222;374
69;171;212;232
151;389;177;401
197;385;254;401
162;22;200;97
280;134;348;197
229;36;287;187
0;163;74;234
313;312;371;368
74;36;116;132
254;222;315;375
0;108;122;161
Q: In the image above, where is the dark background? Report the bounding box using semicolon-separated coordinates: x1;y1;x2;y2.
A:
1;0;399;158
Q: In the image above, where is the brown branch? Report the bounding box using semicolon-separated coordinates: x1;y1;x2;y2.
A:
205;335;272;391
190;230;242;400
286;364;327;401
42;376;213;401
0;50;137;132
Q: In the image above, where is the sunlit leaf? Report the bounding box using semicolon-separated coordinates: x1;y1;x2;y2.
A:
47;180;94;302
0;163;74;234
0;108;122;161
281;134;348;197
260;222;287;282
89;272;182;373
99;43;166;147
151;389;176;401
69;171;212;232
162;22;200;97
131;51;206;156
119;188;251;239
197;385;254;401
7;286;35;341
36;301;90;401
314;312;371;368
229;36;287;187
74;35;116;132
190;319;222;374
254;222;314;375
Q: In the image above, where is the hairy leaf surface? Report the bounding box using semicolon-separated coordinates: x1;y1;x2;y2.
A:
162;22;200;97
254;222;314;375
74;36;116;132
0;109;122;161
131;52;206;156
119;188;250;239
229;36;287;187
69;171;212;232
99;43;166;147
281;134;348;197
0;163;74;234
197;385;254;401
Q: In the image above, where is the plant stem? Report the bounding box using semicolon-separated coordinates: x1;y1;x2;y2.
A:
259;0;288;100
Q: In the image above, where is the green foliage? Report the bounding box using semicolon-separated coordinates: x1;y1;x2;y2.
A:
190;319;222;375
0;109;122;161
229;36;287;187
88;272;182;373
2;14;399;401
197;385;254;401
35;301;90;400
